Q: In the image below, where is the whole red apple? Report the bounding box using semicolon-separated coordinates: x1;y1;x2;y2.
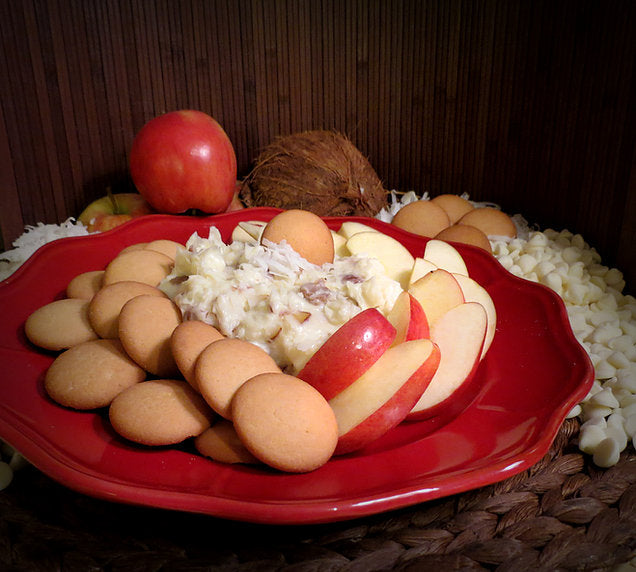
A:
78;192;155;232
129;110;238;214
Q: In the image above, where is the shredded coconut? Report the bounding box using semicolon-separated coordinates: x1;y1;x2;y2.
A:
0;219;91;281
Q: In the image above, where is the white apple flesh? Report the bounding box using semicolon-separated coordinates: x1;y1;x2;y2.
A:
408;301;487;421
346;231;415;289
231;220;267;243
331;230;349;257
452;273;497;359
329;338;440;455
408;257;438;287
408;269;465;327
337;221;379;239
423;239;469;276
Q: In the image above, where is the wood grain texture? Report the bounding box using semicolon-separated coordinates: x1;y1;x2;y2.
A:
0;0;634;290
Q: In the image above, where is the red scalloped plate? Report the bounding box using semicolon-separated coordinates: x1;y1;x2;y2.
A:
0;208;594;524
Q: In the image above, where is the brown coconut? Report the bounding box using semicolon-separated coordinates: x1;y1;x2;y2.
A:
240;130;388;217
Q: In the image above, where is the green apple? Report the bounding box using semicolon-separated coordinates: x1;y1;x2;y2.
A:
78;192;155;232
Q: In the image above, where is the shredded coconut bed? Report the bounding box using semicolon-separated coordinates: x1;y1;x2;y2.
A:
0;219;92;281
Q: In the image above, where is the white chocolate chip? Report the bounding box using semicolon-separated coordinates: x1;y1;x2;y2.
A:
594;360;617;380
583;402;613;419
518;254;537;274
0;462;13;491
571;234;586;249
608;335;634;353
562;246;582;264
9;452;28;471
592;437;621;468
579;424;607;454
616;370;636;393
606;425;628;452
542;271;563;293
589;387;620;408
608;351;630;370
604;267;624;288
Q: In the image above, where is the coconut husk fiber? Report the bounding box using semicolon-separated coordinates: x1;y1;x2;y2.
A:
240;130;388;217
1;418;635;571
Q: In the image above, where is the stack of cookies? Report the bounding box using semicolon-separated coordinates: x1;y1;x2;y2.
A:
24;237;339;474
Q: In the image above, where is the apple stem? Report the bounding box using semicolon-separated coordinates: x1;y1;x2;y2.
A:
106;187;121;214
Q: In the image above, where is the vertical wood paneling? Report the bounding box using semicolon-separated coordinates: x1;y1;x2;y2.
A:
0;0;634;290
0;99;22;251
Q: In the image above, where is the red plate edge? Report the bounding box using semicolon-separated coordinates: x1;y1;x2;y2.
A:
0;208;595;524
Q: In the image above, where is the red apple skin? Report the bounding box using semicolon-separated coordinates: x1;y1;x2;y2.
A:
297;309;397;401
387;291;430;346
334;343;441;455
129;110;238;214
404;293;429;341
78;193;155;232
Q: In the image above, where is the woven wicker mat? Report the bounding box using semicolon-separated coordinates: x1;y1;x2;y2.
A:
1;418;634;572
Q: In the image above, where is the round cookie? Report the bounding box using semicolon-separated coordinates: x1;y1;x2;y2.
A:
109;379;214;446
118;295;182;377
194;420;259;465
232;372;338;473
170;320;225;389
434;224;493;253
144;239;184;260
88;280;167;339
103;249;174;287
195;338;281;419
66;270;105;300
392;200;451;238
117;242;148;255
45;338;146;410
458;207;517;238
25;298;98;351
261;209;334;266
430;194;475;224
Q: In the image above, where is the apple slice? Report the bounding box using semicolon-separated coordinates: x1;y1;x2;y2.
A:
231;220;267;243
346;231;415;289
297;308;396;400
423;239;468;276
329;338;440;455
387;291;430;345
331;230;350;257
452;273;497;359
408;257;438;287
337;221;379;239
408;269;465;327
408;302;487;421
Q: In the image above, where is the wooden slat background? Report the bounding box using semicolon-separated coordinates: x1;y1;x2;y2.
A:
1;0;635;290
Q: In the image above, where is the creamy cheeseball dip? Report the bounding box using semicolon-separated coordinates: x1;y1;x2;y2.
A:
160;227;403;373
